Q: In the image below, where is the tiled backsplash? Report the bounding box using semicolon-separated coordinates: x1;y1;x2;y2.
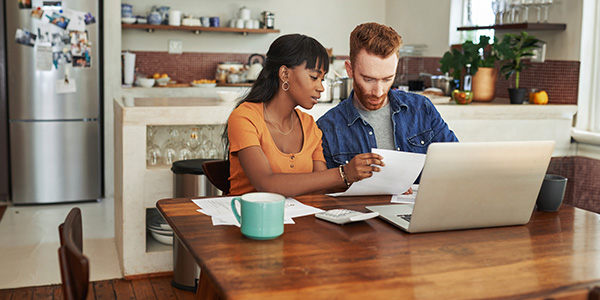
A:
131;51;579;105
547;156;600;214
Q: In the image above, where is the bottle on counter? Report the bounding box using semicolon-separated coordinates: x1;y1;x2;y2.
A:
463;63;472;91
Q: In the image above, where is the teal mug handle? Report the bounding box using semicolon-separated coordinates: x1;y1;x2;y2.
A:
231;197;242;224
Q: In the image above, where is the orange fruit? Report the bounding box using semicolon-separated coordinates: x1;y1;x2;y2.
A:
532;91;548;105
152;73;160;79
161;73;169;78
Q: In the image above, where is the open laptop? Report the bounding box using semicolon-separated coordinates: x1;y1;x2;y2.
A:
366;140;555;233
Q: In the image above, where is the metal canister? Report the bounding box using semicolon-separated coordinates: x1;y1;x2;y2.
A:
261;11;275;29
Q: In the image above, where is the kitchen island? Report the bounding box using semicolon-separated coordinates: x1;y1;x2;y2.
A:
113;96;577;277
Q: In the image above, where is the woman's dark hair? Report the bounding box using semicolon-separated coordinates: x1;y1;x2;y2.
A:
241;33;329;104
221;34;330;154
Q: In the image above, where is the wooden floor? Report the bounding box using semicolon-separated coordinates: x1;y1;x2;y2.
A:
0;276;196;300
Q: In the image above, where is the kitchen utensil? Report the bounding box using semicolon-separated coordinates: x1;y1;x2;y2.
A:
261;11;275;29
430;74;454;96
209;16;219;27
147;8;162;25
121;4;132;18
158;6;170;25
338;77;353;100
246;54;265;81
137;78;155;88
239;6;251;20
169;10;181;26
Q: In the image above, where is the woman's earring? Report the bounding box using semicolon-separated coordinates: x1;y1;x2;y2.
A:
282;81;290;91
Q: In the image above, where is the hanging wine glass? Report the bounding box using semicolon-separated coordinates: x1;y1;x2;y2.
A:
186;127;201;158
491;0;504;25
541;0;553;23
146;126;162;166
509;0;521;24
521;0;533;23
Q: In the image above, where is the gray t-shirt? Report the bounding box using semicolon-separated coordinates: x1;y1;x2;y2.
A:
356;103;395;150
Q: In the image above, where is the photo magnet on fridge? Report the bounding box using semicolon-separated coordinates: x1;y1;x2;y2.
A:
47;12;70;29
84;12;96;25
15;28;37;47
31;7;44;19
18;0;32;9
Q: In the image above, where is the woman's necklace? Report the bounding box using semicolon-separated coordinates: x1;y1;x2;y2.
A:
263;103;294;135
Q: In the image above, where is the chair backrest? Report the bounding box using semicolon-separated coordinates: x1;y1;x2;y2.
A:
58;207;89;300
202;159;230;195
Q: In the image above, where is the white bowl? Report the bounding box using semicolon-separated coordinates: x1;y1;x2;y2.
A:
216;90;241;102
150;230;173;245
121;17;137;24
137;78;155;88
156;77;170;86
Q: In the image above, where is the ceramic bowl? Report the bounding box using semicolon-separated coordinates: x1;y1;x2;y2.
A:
156;77;170;86
121;17;137;24
216;90;241;102
137;78;155;88
150;230;173;245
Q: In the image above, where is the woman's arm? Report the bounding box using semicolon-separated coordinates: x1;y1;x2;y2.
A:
236;146;383;197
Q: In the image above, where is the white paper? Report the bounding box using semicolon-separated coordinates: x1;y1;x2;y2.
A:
192;197;322;227
391;184;419;204
55;78;76;94
35;42;53;71
64;9;86;32
329;149;426;197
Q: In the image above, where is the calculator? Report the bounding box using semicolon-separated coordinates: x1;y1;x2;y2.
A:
315;209;380;225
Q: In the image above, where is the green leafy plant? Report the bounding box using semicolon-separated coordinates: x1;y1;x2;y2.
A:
440;35;508;80
498;31;543;89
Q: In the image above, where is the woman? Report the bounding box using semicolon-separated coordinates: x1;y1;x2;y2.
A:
227;34;384;197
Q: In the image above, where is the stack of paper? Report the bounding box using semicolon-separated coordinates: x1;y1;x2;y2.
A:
192;197;324;227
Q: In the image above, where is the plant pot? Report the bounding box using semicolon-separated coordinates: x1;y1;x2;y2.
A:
508;88;527;104
472;67;497;102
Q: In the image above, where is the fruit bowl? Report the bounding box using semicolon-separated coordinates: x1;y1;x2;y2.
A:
452;90;473;105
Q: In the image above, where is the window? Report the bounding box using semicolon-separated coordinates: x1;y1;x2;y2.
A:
450;0;496;44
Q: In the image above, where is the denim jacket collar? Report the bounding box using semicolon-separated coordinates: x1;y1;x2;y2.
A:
341;90;409;127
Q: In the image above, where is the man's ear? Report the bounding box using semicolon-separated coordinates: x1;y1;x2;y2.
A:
345;60;353;79
278;65;289;82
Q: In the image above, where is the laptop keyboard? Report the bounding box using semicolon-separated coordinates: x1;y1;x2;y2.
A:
397;214;412;222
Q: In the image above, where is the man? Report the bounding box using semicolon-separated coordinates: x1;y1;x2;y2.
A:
317;22;458;169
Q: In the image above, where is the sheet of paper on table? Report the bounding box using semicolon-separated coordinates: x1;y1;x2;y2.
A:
329;149;426;197
391;184;418;204
192;197;324;227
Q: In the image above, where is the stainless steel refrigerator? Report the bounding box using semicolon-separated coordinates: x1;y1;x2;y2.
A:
5;0;102;204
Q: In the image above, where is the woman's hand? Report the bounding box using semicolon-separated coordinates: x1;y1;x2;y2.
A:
344;153;385;184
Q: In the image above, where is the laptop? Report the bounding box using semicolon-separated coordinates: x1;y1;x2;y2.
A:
366;140;555;233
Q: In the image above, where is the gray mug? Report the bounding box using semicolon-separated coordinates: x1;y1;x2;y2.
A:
536;174;567;212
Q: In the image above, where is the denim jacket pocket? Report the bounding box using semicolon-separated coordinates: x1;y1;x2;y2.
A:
407;129;434;148
332;152;361;166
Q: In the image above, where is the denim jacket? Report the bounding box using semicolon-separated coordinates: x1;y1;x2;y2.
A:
316;89;458;169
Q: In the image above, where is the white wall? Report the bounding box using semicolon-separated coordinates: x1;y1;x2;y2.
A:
385;0;452;57
121;0;386;56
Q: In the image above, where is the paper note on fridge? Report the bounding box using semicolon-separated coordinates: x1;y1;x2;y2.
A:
55;78;76;94
328;149;426;197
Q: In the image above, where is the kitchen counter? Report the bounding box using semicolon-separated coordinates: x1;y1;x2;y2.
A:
113;96;577;276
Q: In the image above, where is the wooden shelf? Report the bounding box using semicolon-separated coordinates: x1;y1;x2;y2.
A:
122;23;280;35
457;23;566;31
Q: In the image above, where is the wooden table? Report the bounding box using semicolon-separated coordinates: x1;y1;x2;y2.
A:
156;195;600;299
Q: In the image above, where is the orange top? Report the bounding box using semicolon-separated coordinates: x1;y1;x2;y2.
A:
227;102;326;195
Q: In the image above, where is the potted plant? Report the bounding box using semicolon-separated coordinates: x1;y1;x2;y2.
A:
498;31;544;104
440;36;507;102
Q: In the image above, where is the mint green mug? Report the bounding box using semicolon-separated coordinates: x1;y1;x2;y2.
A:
231;192;285;240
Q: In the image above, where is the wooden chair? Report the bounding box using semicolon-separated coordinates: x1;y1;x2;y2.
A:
202;159;230;195
58;207;89;300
